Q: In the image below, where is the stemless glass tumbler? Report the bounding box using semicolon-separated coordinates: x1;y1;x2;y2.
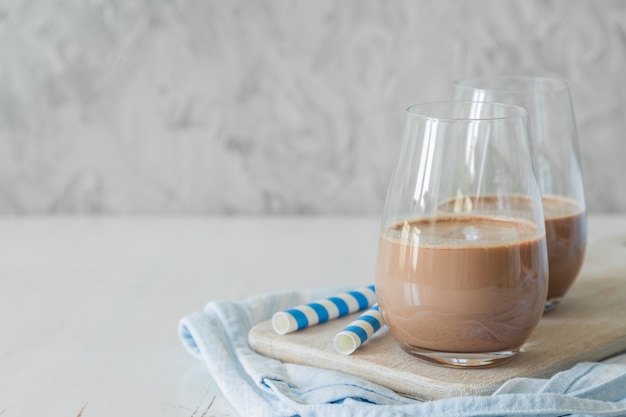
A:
375;102;548;368
455;77;587;309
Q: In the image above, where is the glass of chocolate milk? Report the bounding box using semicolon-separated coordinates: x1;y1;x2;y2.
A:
376;101;549;368
455;77;587;310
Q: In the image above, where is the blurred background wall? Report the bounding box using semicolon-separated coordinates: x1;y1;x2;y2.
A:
0;0;624;215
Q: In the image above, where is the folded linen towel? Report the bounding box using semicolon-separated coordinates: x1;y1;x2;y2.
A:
179;285;626;417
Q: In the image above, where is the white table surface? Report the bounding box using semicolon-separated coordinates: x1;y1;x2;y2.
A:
1;214;626;416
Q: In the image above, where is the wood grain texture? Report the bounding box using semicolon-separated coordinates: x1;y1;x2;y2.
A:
249;234;626;401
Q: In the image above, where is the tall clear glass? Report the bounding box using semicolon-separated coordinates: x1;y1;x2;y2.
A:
455;77;587;310
375;102;548;368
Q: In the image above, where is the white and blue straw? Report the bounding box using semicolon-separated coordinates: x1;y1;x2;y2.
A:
334;304;384;355
272;285;376;335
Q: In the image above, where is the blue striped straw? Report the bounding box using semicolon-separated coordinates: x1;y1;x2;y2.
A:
334;304;384;355
272;285;376;335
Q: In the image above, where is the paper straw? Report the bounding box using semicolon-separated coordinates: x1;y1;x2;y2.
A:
334;304;384;355
272;285;376;335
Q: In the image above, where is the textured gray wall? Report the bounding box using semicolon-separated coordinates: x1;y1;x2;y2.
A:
1;0;625;214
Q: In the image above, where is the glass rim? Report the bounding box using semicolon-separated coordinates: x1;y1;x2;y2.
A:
454;75;570;93
405;101;529;122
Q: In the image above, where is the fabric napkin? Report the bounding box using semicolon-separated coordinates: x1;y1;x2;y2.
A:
178;285;626;417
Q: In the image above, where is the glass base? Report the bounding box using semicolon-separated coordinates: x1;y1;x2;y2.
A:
401;344;520;368
544;296;563;312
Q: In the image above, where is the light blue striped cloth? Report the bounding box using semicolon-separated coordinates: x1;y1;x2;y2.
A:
178;285;626;417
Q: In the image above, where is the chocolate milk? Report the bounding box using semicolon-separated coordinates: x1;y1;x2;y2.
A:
376;216;548;353
542;195;587;302
436;195;587;304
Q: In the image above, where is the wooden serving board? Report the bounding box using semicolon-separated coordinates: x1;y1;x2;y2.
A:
248;234;626;401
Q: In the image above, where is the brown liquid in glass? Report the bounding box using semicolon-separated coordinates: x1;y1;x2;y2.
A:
376;215;548;353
